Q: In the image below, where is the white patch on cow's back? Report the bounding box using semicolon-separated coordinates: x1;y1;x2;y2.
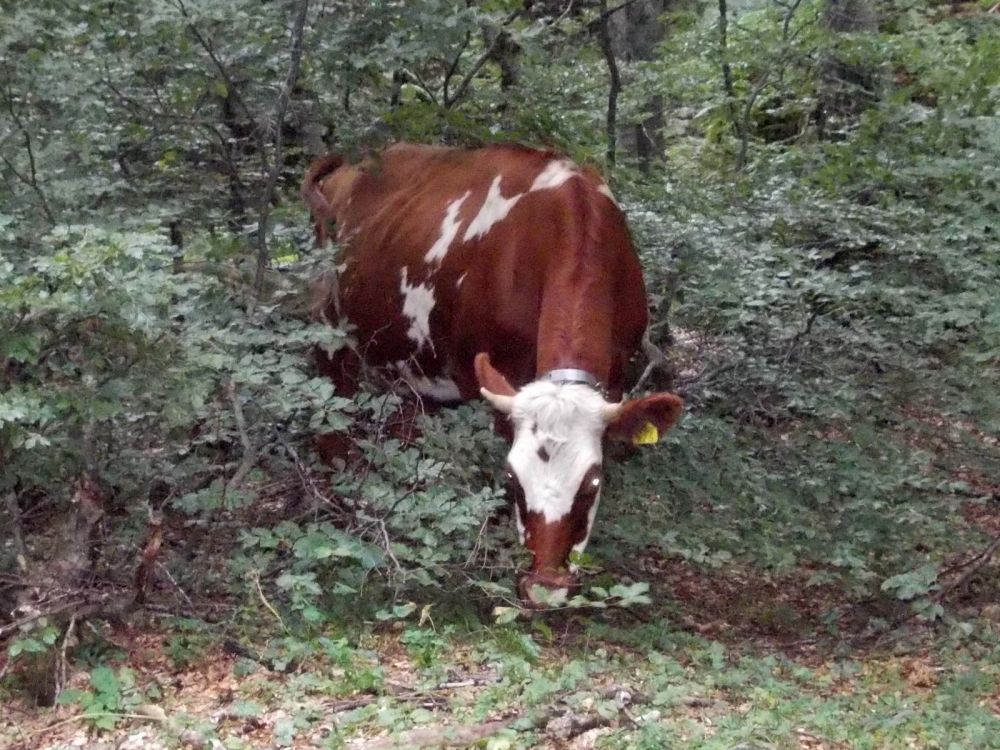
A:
424;190;471;264
596;183;618;206
458;159;582;244
399;267;435;350
393;360;461;401
507;382;606;524
530;159;578;192
464;175;523;242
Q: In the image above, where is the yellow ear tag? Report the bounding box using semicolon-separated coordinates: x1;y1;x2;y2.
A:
633;422;659;445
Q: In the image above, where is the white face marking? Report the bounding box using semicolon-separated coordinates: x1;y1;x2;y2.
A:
464;175;523;242
393;361;461;400
398;267;435;350
569;493;601;572
424;191;471;265
455;272;467;289
507;382;607;524
529;159;577;192
596;183;619;206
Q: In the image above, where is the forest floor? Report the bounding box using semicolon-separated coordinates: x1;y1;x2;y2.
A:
3;549;999;750
4;372;1000;749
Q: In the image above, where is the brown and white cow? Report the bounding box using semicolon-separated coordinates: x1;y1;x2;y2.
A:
302;143;682;603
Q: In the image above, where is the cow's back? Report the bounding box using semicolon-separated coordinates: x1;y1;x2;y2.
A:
308;144;647;399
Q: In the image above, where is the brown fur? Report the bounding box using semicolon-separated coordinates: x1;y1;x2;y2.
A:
301;143;683;595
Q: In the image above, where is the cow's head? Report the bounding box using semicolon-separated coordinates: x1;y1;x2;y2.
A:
474;353;683;605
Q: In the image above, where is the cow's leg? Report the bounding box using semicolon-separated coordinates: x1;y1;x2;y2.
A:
315;343;361;395
313;344;362;465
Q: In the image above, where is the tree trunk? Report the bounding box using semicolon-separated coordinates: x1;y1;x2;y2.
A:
607;0;669;171
824;0;878;32
817;0;880;138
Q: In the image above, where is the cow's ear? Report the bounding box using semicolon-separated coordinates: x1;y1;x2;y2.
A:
301;154;344;247
604;392;683;445
474;352;516;397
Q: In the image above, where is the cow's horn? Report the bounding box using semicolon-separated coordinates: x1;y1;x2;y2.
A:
480;387;514;414
601;401;624;423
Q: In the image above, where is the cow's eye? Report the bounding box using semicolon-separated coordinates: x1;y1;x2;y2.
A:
505;469;515;484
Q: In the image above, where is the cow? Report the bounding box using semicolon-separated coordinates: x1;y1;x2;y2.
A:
301;143;683;604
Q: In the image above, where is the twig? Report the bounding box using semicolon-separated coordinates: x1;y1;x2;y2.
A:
347;720;510;750
156;562;196;610
4;491;30;575
54;616;75;703
13;712;181;743
405;68;439;105
677;359;738;397
630;333;669;395
134;511;164;604
225;381;257;491
0;596;84;639
782;307;820;365
935;531;1000;601
253;0;311;296
378;518;402;574
252;570;288;633
548;0;576;25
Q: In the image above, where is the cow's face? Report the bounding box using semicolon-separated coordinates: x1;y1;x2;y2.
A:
474;354;683;605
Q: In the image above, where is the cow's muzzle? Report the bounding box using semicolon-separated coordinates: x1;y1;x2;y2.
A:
518;569;579;607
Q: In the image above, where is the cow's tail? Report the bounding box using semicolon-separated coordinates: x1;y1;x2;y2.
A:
301;153;345;247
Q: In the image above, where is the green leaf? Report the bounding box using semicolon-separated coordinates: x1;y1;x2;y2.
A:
881;563;940;601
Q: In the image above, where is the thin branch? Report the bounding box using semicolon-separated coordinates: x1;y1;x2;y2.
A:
156;562;196;610
172;0;261;147
548;0;576;25
398;68;439;105
1;68;56;224
253;0;311;295
442;30;472;105
783;306;820;365
630;333;669;395
736;70;773;169
782;0;805;41
597;0;621;170
443;8;521;108
252;570;288;632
